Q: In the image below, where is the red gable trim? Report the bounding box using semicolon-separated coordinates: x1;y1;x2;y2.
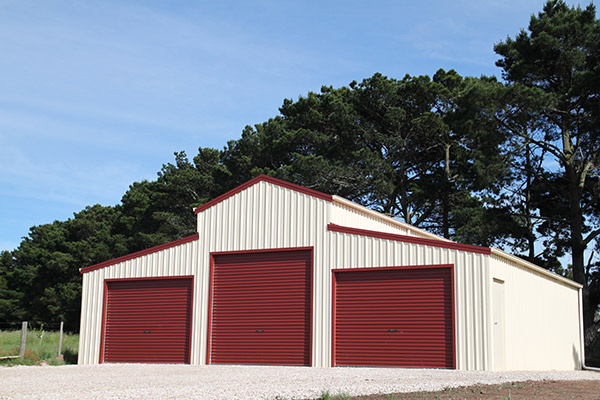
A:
80;233;200;274
327;224;491;255
194;175;333;214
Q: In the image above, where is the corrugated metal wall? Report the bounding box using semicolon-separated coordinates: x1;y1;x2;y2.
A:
79;180;490;368
78;238;200;364
194;181;329;366
329;202;411;236
324;231;491;370
193;181;490;368
329;199;444;241
489;254;581;370
80;178;581;370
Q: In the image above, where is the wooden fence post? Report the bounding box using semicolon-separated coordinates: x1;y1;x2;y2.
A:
58;321;64;357
19;321;27;360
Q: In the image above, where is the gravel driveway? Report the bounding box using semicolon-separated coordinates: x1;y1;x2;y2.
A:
1;364;599;400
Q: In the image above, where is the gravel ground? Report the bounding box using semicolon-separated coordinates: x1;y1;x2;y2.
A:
1;364;599;400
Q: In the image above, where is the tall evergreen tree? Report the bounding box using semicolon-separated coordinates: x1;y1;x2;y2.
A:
495;0;600;333
7;205;125;330
0;250;26;325
223;72;509;243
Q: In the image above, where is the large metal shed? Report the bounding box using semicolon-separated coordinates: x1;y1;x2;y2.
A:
78;175;584;370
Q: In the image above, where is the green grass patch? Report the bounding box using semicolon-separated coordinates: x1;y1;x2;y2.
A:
318;392;352;400
0;329;79;366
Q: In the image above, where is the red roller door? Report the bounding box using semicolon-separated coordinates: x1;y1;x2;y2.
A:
209;249;312;365
333;265;454;368
101;277;193;363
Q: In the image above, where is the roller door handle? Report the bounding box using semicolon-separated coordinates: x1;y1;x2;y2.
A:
143;330;152;334
256;329;265;333
387;329;398;332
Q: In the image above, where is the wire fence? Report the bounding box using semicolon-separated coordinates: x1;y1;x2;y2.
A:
0;321;70;362
0;321;64;331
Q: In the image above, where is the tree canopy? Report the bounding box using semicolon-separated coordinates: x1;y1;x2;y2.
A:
495;0;600;332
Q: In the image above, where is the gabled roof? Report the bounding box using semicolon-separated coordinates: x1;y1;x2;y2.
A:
194;175;333;214
80;175;582;290
192;174;444;241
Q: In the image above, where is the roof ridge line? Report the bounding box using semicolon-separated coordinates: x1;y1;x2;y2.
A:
194;175;332;214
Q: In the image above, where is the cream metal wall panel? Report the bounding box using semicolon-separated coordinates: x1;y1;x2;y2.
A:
330;202;409;235
78;239;200;365
331;196;448;240
489;254;581;370
324;230;491;370
194;181;330;366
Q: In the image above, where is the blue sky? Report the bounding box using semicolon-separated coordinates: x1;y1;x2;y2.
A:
0;0;581;251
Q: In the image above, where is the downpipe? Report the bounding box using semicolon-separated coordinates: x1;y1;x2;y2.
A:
579;288;600;372
582;363;600;372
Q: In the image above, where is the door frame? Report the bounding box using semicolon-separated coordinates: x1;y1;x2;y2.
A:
492;278;506;370
99;275;194;364
206;247;314;366
331;264;456;368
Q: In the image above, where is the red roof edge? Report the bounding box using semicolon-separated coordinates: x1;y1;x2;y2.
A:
327;224;491;255
194;174;333;214
80;233;200;274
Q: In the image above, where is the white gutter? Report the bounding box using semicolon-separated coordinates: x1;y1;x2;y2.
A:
332;196;450;241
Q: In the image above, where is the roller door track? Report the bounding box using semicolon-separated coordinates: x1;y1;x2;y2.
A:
209;249;312;366
101;277;193;363
333;265;455;368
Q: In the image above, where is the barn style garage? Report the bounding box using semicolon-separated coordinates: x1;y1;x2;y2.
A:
78;175;584;370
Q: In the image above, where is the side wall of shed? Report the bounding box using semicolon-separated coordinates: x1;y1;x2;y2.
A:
489;255;581;370
78;239;200;364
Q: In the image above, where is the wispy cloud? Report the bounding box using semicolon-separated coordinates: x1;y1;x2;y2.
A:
0;132;144;206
